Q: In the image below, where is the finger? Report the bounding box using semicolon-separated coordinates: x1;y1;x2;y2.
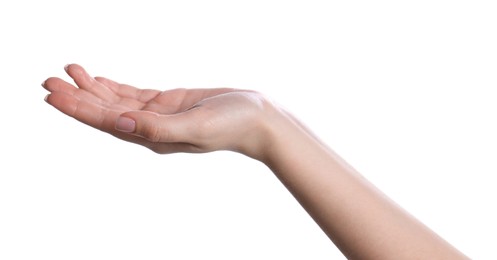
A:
46;91;168;147
94;76;161;103
93;76;119;89
42;77;77;94
43;77;106;105
46;91;117;132
65;64;117;102
140;88;238;114
115;109;205;145
93;77;153;110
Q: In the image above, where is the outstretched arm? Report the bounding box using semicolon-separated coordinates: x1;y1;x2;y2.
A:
43;64;468;259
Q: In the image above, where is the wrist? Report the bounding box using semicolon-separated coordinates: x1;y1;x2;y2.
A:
233;93;292;162
232;92;322;167
251;101;307;165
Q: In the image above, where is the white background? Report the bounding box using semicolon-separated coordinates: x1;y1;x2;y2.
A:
1;0;496;259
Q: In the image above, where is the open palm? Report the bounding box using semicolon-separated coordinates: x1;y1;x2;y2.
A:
43;64;268;155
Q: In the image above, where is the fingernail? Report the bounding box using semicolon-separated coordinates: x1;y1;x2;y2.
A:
41;80;46;87
64;64;70;71
116;116;136;133
44;94;50;103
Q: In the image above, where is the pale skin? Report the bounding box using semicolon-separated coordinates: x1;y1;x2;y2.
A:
43;64;469;259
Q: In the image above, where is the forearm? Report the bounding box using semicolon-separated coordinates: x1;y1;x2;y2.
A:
261;110;468;259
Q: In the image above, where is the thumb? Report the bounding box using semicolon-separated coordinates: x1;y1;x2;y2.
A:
115;110;195;143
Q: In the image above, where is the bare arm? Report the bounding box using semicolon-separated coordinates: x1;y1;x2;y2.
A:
43;64;469;259
261;111;468;259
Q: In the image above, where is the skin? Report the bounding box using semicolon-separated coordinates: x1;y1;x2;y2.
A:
43;64;469;259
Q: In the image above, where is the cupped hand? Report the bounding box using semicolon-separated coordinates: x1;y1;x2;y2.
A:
43;64;276;158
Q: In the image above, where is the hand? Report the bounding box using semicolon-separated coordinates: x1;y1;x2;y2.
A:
43;65;469;259
43;64;277;158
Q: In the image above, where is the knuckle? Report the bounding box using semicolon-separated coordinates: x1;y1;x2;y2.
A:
142;125;165;143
